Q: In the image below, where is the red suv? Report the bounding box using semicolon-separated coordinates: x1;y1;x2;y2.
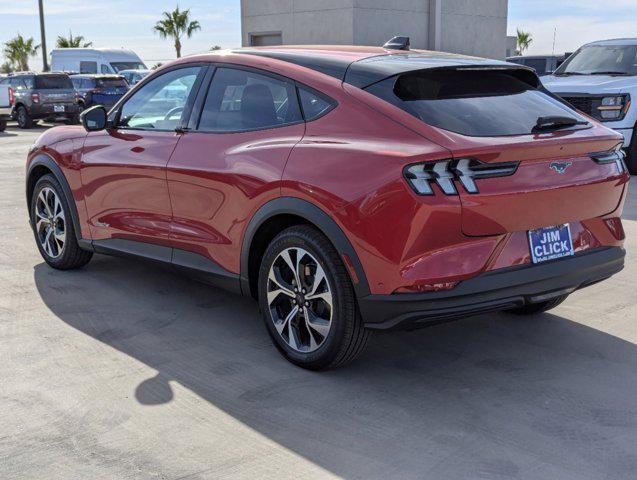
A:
26;46;629;369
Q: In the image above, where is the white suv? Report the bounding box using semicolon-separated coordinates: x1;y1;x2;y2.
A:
543;39;637;174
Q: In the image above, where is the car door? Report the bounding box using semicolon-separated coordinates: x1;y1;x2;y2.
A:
166;65;305;274
80;64;206;246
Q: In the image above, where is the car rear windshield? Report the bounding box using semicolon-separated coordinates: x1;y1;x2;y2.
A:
365;69;587;137
110;62;145;72
34;75;73;89
96;78;128;88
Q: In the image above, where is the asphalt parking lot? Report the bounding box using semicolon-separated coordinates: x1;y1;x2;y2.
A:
1;124;637;480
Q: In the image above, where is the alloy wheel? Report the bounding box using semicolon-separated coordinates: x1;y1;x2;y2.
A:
35;187;66;258
267;247;333;353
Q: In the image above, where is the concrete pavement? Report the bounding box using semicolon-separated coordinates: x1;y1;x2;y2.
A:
1;125;636;479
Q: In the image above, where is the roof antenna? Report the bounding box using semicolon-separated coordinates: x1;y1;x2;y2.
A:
383;36;410;51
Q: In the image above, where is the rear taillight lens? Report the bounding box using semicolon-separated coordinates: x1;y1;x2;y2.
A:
590;147;628;174
404;159;519;196
8;87;14;106
31;93;40;103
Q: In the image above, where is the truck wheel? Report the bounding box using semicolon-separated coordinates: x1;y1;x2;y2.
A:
17;106;33;129
258;225;370;370
626;129;637;175
66;115;80;125
0;118;6;132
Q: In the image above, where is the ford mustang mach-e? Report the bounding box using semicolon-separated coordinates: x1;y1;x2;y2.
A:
27;45;629;369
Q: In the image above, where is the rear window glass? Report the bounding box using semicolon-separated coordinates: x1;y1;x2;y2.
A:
34;75;73;89
96;78;128;88
365;70;587;137
524;59;548;74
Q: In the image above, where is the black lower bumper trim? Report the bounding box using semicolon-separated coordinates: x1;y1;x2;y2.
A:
359;247;625;330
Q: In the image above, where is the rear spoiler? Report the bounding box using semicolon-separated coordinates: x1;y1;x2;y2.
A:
348;62;542;90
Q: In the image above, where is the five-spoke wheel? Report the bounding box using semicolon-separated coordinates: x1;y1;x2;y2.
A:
30;174;93;270
259;225;370;370
34;186;66;258
267;247;333;353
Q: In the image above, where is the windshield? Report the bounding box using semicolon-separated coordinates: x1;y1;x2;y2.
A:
34;75;74;89
365;69;588;137
555;45;637;75
110;62;146;73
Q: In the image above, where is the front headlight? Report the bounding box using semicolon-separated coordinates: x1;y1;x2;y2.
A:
597;94;630;121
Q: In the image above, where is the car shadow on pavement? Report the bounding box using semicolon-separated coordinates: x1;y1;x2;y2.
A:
33;256;637;479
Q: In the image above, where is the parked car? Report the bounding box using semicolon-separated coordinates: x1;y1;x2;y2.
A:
0;82;12;131
26;44;629;369
0;72;80;128
506;54;569;76
70;74;129;111
51;48;146;74
543;39;637;173
119;69;151;86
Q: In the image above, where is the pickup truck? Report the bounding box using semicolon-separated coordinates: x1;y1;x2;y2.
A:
543;38;637;174
0;83;12;132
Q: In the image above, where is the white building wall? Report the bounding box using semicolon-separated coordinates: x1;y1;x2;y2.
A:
241;0;508;59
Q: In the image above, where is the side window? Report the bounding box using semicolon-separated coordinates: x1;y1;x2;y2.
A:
298;88;334;121
118;66;202;131
198;67;301;132
101;64;111;74
71;77;81;89
80;61;97;74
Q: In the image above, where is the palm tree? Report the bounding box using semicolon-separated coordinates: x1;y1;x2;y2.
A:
516;29;533;55
153;6;201;58
211;45;221;51
0;61;13;74
3;34;39;71
56;31;92;48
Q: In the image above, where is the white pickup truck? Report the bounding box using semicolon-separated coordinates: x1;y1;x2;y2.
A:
0;83;12;132
543;39;637;174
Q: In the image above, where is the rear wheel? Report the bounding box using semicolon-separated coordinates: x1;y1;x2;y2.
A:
508;294;568;315
30;175;93;270
258;225;370;370
17;106;33;129
0;118;6;132
626;128;637;175
66;114;80;125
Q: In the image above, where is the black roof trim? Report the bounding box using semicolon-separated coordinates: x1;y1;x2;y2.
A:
236;49;536;88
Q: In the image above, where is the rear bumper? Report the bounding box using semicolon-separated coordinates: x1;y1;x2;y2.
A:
28;103;80;118
359;247;625;330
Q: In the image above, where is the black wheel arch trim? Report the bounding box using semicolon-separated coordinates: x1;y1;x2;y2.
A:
240;196;370;298
26;153;93;251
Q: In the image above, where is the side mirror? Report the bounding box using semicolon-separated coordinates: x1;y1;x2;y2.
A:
81;105;108;132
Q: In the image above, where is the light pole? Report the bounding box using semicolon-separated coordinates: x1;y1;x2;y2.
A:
38;0;48;71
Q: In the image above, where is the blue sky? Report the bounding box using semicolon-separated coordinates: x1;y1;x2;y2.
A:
1;0;636;69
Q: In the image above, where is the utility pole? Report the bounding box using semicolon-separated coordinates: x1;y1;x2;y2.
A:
38;0;49;71
552;27;557;55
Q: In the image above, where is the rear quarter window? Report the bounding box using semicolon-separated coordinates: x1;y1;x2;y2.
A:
365;69;588;137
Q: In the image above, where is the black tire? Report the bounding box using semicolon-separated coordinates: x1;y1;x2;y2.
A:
258;225;370;370
30;174;93;270
16;106;33;129
0;118;6;132
65;114;80;125
626;129;637;175
507;294;568;315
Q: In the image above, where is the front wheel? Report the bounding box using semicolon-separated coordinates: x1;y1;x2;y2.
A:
258;225;370;370
30;174;93;270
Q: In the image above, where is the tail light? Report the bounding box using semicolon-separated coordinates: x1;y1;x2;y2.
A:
404;159;519;196
590;147;628;174
8;87;14;106
31;93;40;103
